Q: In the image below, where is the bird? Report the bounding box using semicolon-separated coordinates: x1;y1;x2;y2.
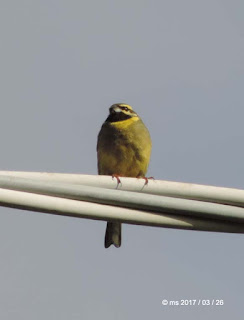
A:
97;103;152;248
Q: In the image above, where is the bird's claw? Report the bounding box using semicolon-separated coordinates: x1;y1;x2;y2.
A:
137;176;154;185
112;174;122;186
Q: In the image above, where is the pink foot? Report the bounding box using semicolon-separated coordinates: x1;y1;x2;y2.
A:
112;174;122;185
137;176;154;185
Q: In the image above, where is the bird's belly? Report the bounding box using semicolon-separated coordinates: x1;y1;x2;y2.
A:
98;143;148;177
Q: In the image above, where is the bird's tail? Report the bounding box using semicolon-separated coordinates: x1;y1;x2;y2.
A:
105;222;121;248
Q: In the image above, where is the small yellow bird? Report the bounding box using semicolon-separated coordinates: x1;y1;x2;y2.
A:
97;103;152;248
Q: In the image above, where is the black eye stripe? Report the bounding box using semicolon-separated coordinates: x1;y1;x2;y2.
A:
120;106;129;112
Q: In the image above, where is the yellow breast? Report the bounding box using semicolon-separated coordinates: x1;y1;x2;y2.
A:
97;116;152;177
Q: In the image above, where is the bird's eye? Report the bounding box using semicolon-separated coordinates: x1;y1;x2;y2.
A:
123;107;129;111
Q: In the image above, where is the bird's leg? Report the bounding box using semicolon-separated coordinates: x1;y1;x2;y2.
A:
112;174;122;186
137;176;154;185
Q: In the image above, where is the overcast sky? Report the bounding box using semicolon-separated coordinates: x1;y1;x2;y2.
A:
0;1;244;319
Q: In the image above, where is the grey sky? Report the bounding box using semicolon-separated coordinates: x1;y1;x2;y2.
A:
0;1;243;319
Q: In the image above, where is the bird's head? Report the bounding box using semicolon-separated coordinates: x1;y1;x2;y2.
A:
106;103;138;123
